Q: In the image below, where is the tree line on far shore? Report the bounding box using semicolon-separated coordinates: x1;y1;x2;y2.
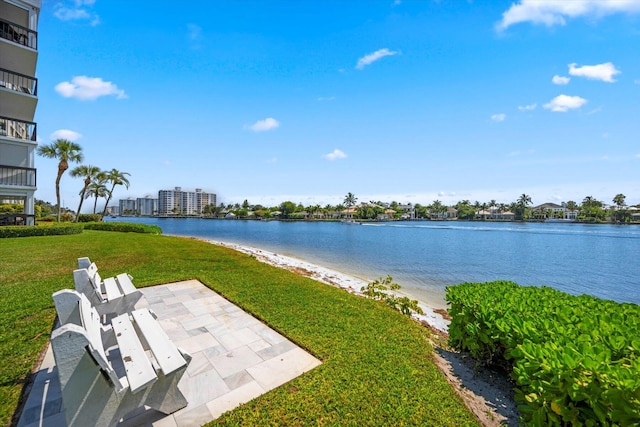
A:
197;192;638;224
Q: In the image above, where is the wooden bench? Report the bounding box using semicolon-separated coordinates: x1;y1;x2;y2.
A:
50;289;191;427
72;259;143;318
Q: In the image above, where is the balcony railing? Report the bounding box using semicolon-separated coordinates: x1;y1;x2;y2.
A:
0;18;37;49
0;213;35;226
0;116;36;141
0;164;36;187
0;68;37;95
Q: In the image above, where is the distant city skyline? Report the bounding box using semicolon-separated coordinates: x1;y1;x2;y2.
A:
34;1;640;212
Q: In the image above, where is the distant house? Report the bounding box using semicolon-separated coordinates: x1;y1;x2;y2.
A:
445;207;458;219
476;209;491;220
534;203;566;219
564;210;579;220
326;211;341;219
499;211;515;221
398;204;415;219
341;206;357;219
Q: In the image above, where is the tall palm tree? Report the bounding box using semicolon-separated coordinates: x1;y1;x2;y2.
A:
613;194;626;209
100;169;131;218
344;192;357;208
516;194;532;220
69;165;101;221
489;199;497;219
36;139;83;221
86;181;108;214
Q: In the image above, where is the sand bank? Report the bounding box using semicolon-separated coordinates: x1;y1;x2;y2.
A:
207;240;450;333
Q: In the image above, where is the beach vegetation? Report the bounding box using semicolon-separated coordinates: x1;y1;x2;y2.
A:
361;275;425;316
36;139;83;222
446;281;640;425
0;232;477;426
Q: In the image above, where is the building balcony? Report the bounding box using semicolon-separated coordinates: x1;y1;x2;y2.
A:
0;116;36;142
0;17;37;49
0;68;37;119
0;164;36;188
0;17;37;77
0;67;36;95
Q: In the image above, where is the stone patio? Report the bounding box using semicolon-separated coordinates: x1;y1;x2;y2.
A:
17;280;322;426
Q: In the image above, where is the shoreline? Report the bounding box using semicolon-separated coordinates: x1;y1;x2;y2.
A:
206;239;450;333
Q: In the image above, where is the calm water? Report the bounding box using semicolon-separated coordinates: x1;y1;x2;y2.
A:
109;218;640;308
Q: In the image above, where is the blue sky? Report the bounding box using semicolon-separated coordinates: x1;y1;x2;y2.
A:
34;0;640;211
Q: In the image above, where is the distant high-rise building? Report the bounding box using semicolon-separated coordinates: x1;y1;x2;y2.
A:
136;196;157;216
158;187;216;216
119;198;136;215
0;0;40;225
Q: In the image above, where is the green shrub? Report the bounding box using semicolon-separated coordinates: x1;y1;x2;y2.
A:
361;275;424;316
0;224;83;238
77;214;102;222
82;221;162;234
446;281;640;426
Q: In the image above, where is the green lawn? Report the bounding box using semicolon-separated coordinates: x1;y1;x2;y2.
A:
0;231;479;426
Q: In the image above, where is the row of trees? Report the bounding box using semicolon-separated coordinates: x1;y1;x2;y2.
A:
211;192;638;223
36;139;131;222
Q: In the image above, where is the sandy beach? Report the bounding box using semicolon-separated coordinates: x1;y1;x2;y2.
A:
207;240;450;333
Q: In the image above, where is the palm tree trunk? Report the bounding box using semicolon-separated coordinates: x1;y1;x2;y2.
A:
101;185;116;218
75;177;91;222
56;160;68;222
75;187;88;222
55;172;63;222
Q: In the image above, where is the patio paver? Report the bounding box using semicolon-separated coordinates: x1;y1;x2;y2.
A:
17;280;321;427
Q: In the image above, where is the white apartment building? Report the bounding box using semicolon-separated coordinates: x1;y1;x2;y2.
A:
0;0;39;225
118;197;136;215
158;187;216;216
136;196;157;216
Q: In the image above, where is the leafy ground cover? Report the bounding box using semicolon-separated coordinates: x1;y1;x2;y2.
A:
447;281;640;426
0;231;479;426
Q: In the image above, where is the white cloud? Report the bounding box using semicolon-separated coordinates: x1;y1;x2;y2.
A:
568;62;620;82
552;75;570;85
50;129;82;141
496;0;640;31
491;113;506;122
247;118;280;132
356;48;399;70
635;79;640;85
544;94;587;112
55;76;127;100
317;96;336;102
518;103;537;111
323;149;347;161
54;1;99;26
